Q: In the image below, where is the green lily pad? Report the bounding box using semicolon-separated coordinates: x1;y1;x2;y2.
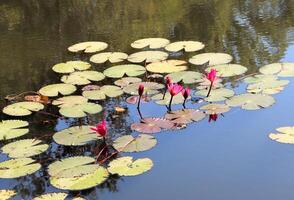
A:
165;41;205;52
68;41;108;53
0;120;29;141
189;53;233;66
33;192;68;200
107;156;153;176
90;52;128;64
200;103;230;114
39;83;76;97
206;64;247;77
113;134;157;152
114;77;142;88
52;61;91;74
247;79;289;94
3;102;44;116
0;158;41;178
225;93;275;110
1;139;49;158
103;64;146;78
195;88;234;102
0;190;17;199
82;85;123;100
52;96;88;107
243;74;278;84
61;71;105;85
165;71;202;84
165;109;206;124
131;38;170;49
146;60;187;73
127;51;168;63
259;63;294;77
196;78;223;90
269;127;294;144
131;118;174;134
123;82;165;95
53;126;101;146
151;93;190;105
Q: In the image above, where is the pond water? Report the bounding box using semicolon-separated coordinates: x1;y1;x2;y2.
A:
0;0;294;199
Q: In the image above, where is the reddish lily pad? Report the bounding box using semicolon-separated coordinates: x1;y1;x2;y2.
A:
165;109;206;124
131;118;174;134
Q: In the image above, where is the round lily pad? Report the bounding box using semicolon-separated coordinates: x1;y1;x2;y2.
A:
82;85;123;100
259;63;294;77
131;118;174;134
114;77;142;88
200;103;230;114
107;156;153;176
131;38;170;49
1;139;48;158
206;64;247;77
269;127;294;144
195;88;234;102
225;93;275;110
243;74;278;84
39;83;76;97
165;109;206;124
52;61;91;74
68;41;108;53
247;79;289;94
61;71;105;85
165;41;205;52
151;93;190;105
146;60;188;73
189;53;233;66
0;158;41;178
53;126;101;146
123;82;164;95
33;192;68;200
113;134;157;152
0;190;16;199
90;52;128;64
0;120;29;141
165;71;202;84
52;96;88;107
127;51;168;63
103;64;146;78
3;102;44;116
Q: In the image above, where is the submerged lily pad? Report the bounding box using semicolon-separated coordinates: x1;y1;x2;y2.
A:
0;190;16;199
123;82;164;95
103;64;146;78
114;77;142;88
151;93;189;105
200;103;230;114
82;85;123;100
39;83;76;97
165;41;205;52
131;38;170;49
33;192;68;200
206;64;247;77
189;53;233;66
53;126;101;146
269;127;294;144
0;158;41;178
128;51;168;63
113;134;157;152
247;79;289;94
107;156;153;176
165;109;206;124
52;61;91;74
90;52;128;64
126;95;150;104
259;63;294;77
131;118;174;134
165;71;202;84
61;71;105;85
195;88;234;102
3;102;44;116
0;120;29;141
225;93;275;110
68;41;108;53
146;60;187;73
1;139;48;158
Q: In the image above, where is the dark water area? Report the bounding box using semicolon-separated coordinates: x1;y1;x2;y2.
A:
0;0;294;199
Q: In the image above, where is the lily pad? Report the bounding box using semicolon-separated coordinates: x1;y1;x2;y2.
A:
206;64;247;77
0;190;16;199
39;83;76;97
123;82;165;95
259;63;294;77
165;71;202;84
0;120;29;141
269;127;294;144
114;77;142;88
68;41;108;53
195;88;234;102
243;74;278;84
247;79;289;94
61;71;105;85
196;78;223;90
128;51;168;63
165;109;206;124
107;156;153;176
90;52;128;63
52;61;91;74
165;41;205;52
151;93;189;105
53;126;101;146
225;93;275;110
113;134;157;152
52;96;88;107
200;103;230;114
0;158;41;178
131;118;174;134
103;64;146;78
146;60;187;73
3;102;44;116
1;139;49;158
126;95;150;104
82;85;123;100
33;192;68;200
189;53;233;65
131;38;170;49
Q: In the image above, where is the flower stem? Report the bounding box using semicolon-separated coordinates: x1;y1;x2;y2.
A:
182;99;186;109
137;95;141;109
162;89;167;100
168;95;174;111
206;81;213;97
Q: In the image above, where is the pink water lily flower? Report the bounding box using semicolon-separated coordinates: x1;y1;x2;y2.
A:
206;68;217;83
165;76;172;87
181;87;191;100
91;120;107;137
167;83;183;96
138;84;144;96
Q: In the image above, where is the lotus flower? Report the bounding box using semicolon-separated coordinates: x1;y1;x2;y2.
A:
208;114;218;122
91;120;107;138
181;87;191;108
168;83;183;96
206;68;218;97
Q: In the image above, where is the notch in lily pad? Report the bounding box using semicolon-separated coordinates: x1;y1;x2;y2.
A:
131;38;170;49
0;120;29;141
113;134;157;152
3;102;44;116
90;52;128;64
165;41;205;52
68;41;108;53
52;61;91;74
128;51;168;63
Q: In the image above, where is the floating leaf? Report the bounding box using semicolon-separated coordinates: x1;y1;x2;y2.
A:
131;118;174;134
82;85;123;100
3;102;44;116
0;190;16;199
165;71;202;84
53;126;101;146
52;96;88;107
131;38;170;49
113;134;157;152
147;74;163;79
165;41;205;52
61;71;105;85
269;127;294;144
24;95;49;104
195;88;234;102
68;41;108;53
39;83;76;97
0;120;29;141
126;95;150;104
243;74;278;84
127;51;168;63
225;93;275;110
165;109;206;124
114;77;142;88
107;156;153;176
1;139;49;158
200;103;230;114
247;79;289;94
189;53;233;65
123;82;164;95
0;158;41;178
151;93;190;105
90;52;128;63
33;192;68;200
206;64;247;77
146;60;187;73
259;63;294;77
196;78;223;90
52;61;91;74
103;64;146;78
